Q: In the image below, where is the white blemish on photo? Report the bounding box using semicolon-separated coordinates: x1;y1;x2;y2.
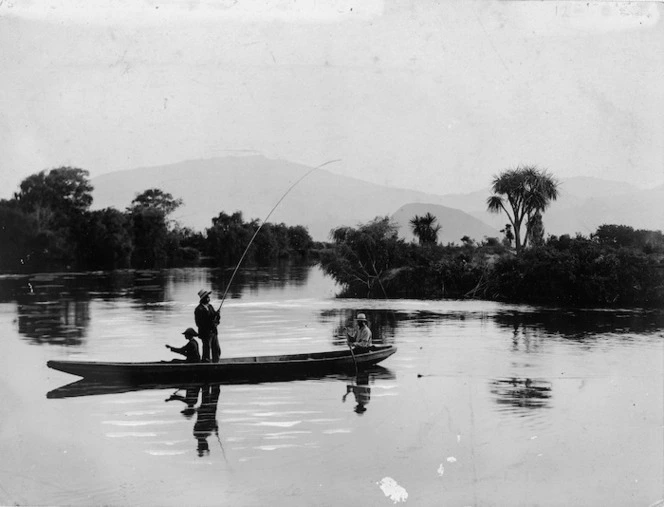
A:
377;477;408;503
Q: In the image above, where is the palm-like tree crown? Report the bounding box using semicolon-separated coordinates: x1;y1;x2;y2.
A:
410;212;441;245
487;165;559;254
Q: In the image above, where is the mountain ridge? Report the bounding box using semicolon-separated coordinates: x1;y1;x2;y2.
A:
91;155;663;241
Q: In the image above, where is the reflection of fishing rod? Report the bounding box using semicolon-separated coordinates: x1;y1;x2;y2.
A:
216;159;341;313
344;331;359;377
337;334;359;377
347;341;358;377
215;426;228;463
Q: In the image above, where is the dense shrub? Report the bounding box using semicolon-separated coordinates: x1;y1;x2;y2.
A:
0;170;315;273
319;218;664;307
484;238;664;306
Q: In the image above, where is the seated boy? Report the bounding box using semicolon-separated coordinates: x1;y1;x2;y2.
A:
166;327;201;363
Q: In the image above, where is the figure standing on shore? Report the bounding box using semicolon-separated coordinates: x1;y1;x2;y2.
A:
195;289;221;363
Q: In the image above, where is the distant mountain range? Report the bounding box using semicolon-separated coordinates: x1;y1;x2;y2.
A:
434;177;664;238
391;203;499;245
91;156;663;242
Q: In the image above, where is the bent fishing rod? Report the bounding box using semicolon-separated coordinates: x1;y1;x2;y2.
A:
216;159;341;314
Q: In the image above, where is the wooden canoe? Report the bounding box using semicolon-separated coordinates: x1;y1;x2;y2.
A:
47;344;397;382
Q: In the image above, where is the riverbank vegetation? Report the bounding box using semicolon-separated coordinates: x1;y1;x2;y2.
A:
2;165;662;307
0;167;314;272
318;166;663;307
318;217;664;307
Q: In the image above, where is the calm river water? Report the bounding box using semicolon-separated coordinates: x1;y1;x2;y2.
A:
0;265;662;507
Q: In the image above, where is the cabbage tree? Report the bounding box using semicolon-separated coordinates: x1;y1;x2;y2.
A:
487;166;559;254
409;212;441;245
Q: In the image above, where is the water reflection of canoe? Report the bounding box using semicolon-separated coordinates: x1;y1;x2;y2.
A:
47;345;397;382
46;365;396;399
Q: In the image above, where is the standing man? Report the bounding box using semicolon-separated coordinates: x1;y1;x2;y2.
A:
195;289;221;363
346;312;372;354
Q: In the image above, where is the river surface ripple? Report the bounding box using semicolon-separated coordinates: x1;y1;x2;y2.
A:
0;265;661;506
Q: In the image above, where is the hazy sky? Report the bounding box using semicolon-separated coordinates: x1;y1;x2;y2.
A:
1;0;662;198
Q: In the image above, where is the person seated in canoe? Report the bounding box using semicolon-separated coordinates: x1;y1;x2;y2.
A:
165;327;201;363
346;313;372;354
195;289;221;363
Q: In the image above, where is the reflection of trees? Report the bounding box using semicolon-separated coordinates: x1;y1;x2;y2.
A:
209;263;311;301
131;271;168;308
17;299;90;345
7;271;171;345
489;377;552;413
0;277;30;302
320;309;399;347
1;271;171;305
494;309;664;340
210;269;250;301
4;265;320;346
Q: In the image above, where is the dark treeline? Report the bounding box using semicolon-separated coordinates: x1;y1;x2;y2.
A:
318;217;664;307
0;167;314;273
3;165;663;307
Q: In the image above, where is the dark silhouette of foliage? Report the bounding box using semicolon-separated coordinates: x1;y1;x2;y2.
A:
0;200;39;271
593;224;664;253
128;188;183;217
500;224;514;248
168;225;205;266
15;167;93;218
126;188;189;269
0;169;313;273
409;212;441;245
130;207;169;268
205;212;313;267
321;217;412;297
526;211;545;247
2;167;660;309
483;235;664;306
206;211;254;266
288;225;313;255
487;165;559;254
319;217;663;306
75;208;133;270
5;167;95;270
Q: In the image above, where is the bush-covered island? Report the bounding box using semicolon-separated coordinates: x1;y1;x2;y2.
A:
1;165;662;307
319;217;664;306
319;166;664;307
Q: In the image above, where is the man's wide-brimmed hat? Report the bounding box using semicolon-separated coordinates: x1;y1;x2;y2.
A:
355;313;368;322
197;289;212;300
182;327;198;337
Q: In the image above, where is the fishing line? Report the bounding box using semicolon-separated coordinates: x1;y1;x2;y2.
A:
215;426;228;464
217;159;341;313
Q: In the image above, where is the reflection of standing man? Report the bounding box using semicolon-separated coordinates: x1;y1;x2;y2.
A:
195;289;221;363
343;373;371;414
193;384;221;456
